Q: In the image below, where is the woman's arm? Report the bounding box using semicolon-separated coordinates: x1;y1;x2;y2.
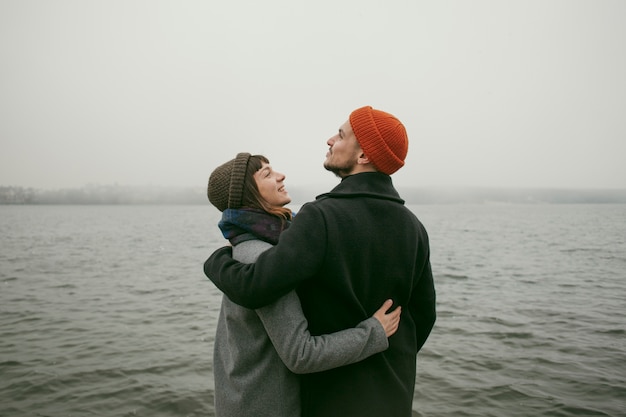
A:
256;291;401;374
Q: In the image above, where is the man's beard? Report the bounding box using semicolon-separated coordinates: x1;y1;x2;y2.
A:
324;159;355;178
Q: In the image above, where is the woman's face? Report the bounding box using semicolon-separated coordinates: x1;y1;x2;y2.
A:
253;161;291;208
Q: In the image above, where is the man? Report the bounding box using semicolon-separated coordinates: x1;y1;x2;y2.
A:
204;106;436;417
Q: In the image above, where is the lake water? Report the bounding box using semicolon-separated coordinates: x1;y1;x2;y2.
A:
1;204;625;416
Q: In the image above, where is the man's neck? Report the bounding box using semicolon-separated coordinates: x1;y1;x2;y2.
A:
344;164;378;177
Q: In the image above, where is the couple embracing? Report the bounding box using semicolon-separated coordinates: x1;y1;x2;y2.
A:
204;106;436;417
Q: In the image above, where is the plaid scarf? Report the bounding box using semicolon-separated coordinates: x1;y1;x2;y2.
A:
218;208;291;246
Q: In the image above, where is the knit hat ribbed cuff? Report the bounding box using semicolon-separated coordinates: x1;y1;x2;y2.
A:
228;153;250;209
207;152;251;212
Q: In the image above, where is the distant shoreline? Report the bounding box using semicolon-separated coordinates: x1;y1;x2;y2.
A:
1;185;626;205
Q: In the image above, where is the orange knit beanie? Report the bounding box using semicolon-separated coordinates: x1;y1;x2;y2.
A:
349;106;408;175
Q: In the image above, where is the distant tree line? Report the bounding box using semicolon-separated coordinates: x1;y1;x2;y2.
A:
1;185;625;205
399;187;626;205
0;185;206;205
0;186;38;204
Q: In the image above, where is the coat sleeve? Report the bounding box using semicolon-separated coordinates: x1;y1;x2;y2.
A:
408;229;436;352
204;203;327;309
256;291;388;374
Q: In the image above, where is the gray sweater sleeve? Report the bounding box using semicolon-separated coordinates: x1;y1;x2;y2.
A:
255;291;388;374
232;239;388;374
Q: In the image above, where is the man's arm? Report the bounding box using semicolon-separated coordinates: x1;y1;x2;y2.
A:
409;257;436;352
204;202;327;309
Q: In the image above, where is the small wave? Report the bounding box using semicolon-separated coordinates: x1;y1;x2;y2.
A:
52;283;77;290
440;273;469;280
593;328;625;336
478;316;529;329
494;331;534;339
0;360;23;368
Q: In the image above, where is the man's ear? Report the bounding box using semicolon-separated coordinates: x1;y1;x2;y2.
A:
357;152;371;165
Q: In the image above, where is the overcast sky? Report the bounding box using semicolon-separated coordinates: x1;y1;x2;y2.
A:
1;0;625;191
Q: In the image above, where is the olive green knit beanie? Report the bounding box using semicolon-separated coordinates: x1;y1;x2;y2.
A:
207;152;251;212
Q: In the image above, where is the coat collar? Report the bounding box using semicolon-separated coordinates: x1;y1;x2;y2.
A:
316;172;405;204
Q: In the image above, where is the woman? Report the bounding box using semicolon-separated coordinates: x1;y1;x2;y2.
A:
206;153;401;417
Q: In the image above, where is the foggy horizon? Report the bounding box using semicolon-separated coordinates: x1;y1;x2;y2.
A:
3;181;626;192
3;182;626;206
